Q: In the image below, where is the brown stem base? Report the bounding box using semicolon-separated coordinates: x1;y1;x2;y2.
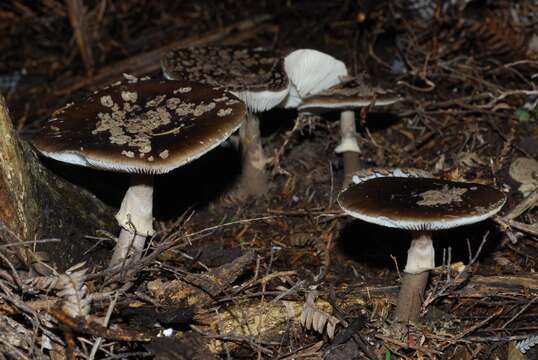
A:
342;151;360;188
394;271;430;324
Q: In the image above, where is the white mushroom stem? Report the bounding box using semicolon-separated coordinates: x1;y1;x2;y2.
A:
110;174;154;267
235;111;267;200
404;232;435;274
334;110;360;187
395;231;435;323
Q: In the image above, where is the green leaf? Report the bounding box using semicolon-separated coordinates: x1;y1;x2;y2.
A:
514;109;531;122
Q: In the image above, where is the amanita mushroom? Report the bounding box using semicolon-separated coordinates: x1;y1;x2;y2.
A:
338;168;506;323
299;75;401;186
30;78;246;268
280;48;348;109
161;46;289;200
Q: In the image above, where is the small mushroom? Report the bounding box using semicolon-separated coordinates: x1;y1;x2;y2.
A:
161;46;290;199
509;157;538;195
338;168;506;323
299;75;401;186
30;78;246;268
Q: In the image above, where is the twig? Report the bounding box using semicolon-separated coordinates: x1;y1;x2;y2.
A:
89;291;120;360
501;295;538;329
375;335;442;356
423;232;489;308
65;0;94;74
53;15;272;95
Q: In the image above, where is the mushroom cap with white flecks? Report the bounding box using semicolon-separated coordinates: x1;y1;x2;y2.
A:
30;79;246;174
338;177;506;231
298;74;401;111
161;46;289;112
281;49;348;108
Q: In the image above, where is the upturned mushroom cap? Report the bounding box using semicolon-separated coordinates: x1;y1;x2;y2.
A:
282;49;348;108
31;78;246;174
339;177;506;231
298;74;401;111
161;46;289;112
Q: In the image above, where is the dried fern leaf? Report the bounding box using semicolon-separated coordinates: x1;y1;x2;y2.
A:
57;263;91;318
300;291;340;339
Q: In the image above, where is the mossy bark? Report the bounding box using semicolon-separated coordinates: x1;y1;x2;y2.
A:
0;95;116;272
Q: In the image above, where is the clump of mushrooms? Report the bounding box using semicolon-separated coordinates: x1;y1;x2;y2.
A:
338;168;506;323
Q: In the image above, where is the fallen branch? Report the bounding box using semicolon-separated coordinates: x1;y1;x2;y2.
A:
53;15;272;96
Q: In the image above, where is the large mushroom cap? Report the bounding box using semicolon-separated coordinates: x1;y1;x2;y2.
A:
298;74;401;111
30;78;246;174
338;177;506;231
161;46;289;112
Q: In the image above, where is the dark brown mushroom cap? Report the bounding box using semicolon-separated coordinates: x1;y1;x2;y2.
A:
338;177;506;231
298;74;401;110
161;47;288;94
30;79;246;174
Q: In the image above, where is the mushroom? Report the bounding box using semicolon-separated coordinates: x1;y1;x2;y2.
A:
280;49;349;109
299;75;401;186
338;168;506;323
161;46;289;200
30;77;246;268
509;157;538;195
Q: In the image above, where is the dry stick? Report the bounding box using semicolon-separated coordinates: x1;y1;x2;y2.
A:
423;232;489;309
53;15;272;96
90;216;276;283
501;295;538;329
375;335;441;356
89;291;119;360
504;189;538;221
495;189;538;237
65;0;94;74
442;308;503;350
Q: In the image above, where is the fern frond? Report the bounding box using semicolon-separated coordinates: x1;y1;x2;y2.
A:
300;291;340;339
517;335;538;354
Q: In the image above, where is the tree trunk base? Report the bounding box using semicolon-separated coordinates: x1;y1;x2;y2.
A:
0;96;116;273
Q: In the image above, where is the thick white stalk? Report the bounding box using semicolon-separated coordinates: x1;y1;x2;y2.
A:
110;174;154;267
404;232;435;274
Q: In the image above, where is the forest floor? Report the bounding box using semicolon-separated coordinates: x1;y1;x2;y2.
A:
1;1;538;359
